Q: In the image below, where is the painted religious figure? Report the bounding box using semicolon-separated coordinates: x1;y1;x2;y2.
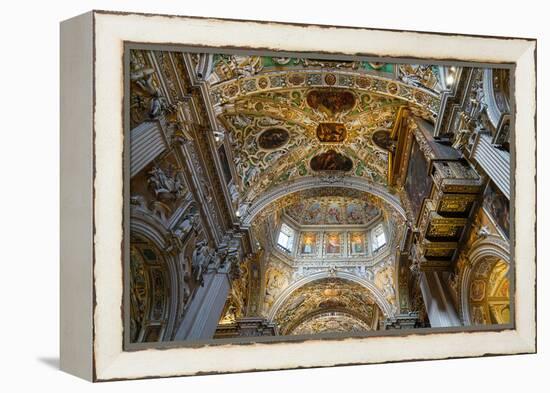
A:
258;128;290;150
303;202;323;224
470;279;486;302
316;123;347;143
405;140;433;217
346;203;364;224
300;232;317;255
306;90;356;117
325;232;341;254
483;181;510;238
285;201;305;222
372;129;395;152
326;203;342;224
310;149;353;172
349;232;366;254
363;203;379;223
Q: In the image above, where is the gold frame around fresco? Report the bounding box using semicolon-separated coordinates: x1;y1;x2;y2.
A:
60;10;536;381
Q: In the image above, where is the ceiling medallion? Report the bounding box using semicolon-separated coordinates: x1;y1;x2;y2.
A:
257;128;290;150
258;77;269;89
310;149;353;172
224;84;239;97
324;73;337;85
316;123;347;143
306;90;356;115
288;73;305;85
356;76;372;89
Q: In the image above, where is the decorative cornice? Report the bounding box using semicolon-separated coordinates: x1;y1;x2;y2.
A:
210;69;440;115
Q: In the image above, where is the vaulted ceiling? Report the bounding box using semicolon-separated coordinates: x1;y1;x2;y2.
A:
187;53;446;334
272;278;381;335
284;196;381;227
199;55;442;204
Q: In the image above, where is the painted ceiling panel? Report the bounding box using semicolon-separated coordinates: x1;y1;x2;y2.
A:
273;278;380;335
285;196;381;226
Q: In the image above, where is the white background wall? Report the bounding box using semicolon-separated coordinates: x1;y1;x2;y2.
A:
0;0;546;391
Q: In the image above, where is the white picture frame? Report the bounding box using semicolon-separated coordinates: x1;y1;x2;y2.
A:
60;10;536;381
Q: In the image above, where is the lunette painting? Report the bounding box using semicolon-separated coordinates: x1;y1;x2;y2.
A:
126;50;513;345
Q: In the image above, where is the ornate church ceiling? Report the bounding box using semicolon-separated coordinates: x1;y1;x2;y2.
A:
469;258;510;325
290;311;371;335
127;47;513;342
273;278;381;335
201;54;442;204
284;195;381;226
184;53;454;335
249;184;404;229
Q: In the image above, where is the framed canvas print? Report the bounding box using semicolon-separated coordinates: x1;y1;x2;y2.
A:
60;10;536;382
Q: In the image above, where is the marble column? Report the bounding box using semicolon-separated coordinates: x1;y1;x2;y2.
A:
471;133;510;199
174;264;231;342
420;271;461;328
130;120;167;178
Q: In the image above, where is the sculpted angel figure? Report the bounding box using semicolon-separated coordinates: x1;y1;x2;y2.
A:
191;240;212;284
382;271;396;305
174;213;196;240
130;66;157;96
452;128;472;150
147;166;185;201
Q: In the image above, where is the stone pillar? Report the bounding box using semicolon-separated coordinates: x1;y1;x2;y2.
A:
130;120;167;177
174;264;231;342
419;271;461;328
471;133;510;199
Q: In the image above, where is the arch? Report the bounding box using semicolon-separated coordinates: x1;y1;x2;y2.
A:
459;236;511;325
267;270;395;322
241;176;407;227
289;310;374;336
210;70;440;115
483;69;510;128
130;212;182;341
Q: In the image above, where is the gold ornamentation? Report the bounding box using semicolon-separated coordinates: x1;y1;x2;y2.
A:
325;73;337;85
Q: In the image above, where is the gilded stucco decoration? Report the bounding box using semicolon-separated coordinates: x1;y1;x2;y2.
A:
272;278;382;335
263;260;293;312
374;265;397;309
127;47;514;342
468;258;510;325
449;206;511;325
210;54;441;204
290;312;372;335
219;258;251;324
129;237;171;342
285;196;381;226
250;187;393;227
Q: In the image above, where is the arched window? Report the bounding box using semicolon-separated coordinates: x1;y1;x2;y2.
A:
372;224;387;252
277;223;295;252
